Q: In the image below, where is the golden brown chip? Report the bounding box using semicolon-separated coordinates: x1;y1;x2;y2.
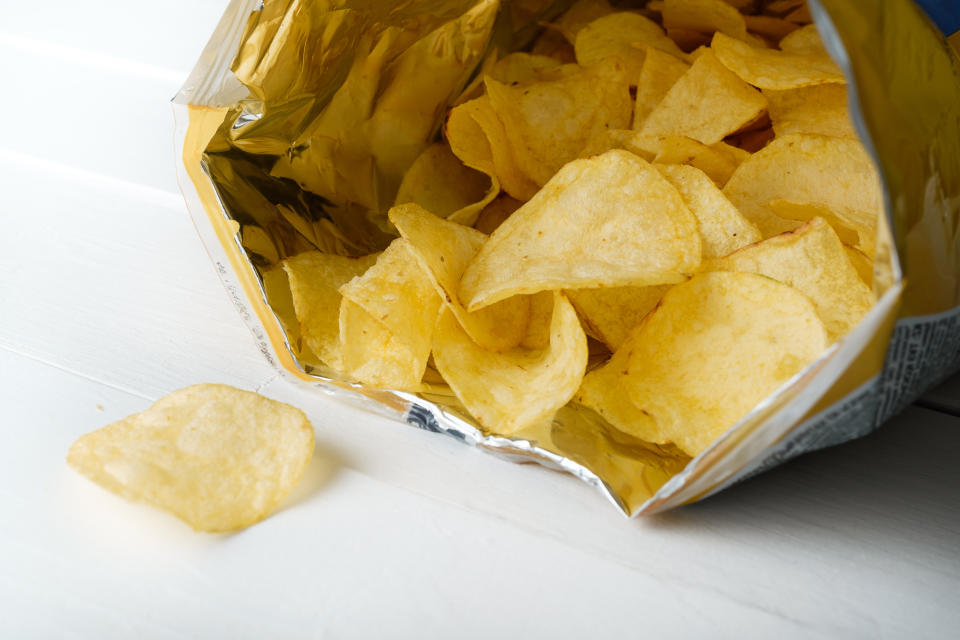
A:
574;12;686;68
553;0;615;44
767;199;874;255
339;239;441;388
744;15;799;41
488;52;579;86
666;28;712;52
485;57;634;188
662;0;764;46
655;163;761;257
778;23;825;55
432;293;587;435
711;32;844;89
652;136;745;186
568;285;672;351
338;299;429;390
722;133;883;238
764;84;856;139
705;217;875;341
633;47;690;129
67;384;314;532
623;271;828;456
388;203;530;351
282;251;380;369
394;142;495;220
460;150;701;310
640;49;768;145
579;129;658;161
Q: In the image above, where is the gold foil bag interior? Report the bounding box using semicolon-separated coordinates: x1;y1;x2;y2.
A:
174;0;960;515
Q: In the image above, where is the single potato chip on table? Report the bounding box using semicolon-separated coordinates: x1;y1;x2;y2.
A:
67;384;314;532
460;149;701;310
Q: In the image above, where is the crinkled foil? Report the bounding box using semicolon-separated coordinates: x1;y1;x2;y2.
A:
173;0;960;515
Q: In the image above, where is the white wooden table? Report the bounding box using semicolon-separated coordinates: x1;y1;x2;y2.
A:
2;3;959;637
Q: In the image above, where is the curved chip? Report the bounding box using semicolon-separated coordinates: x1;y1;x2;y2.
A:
574;12;686;68
394;142;496;223
432;293;588;435
722;133;883;238
711;32;844;89
655;163;761;257
764;84;856;139
460;150;701;310
484;57;634;188
623;271;828;456
652;136;748;186
567;284;672;351
662;0;764;46
640;49;767;145
487;52;579;85
705;217;875;341
282;251;380;369
633;47;690;129
553;0;615;44
67;384;314;532
388;203;530;351
778;23;826;55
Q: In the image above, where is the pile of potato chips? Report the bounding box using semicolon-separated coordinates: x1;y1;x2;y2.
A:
273;0;881;458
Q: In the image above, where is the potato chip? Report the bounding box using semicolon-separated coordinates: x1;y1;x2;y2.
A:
640;49;767;145
844;246;874;287
744;15;799;41
576;327;662;445
488;52;579;86
652;136;745;186
282;251;379;368
785;4;812;24
388;203;530;351
633;47;690;129
778;24;825;55
460;150;701;310
67;384;314;532
338;299;430;390
568;284;672;351
767;199;874;254
764;84;856;139
484;58;633;189
623;271;828;456
706;217;874;341
446;95;538;201
574;12;686;68
339;239;441;387
666;28;712;52
579;129;658;161
711;32;844;89
553;0;615;44
655;163;761;257
473;194;522;234
394;143;495;220
432;293;587;434
520;291;556;350
764;0;804;16
722;133;883;238
662;0;763;46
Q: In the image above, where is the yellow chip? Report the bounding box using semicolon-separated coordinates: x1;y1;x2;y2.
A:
655;163;761;257
485;57;633;188
640;49;767;145
67;384;314;532
652;136;745;186
722;133;883;238
778;23;825;55
446;95;537;201
567;284;672;351
394;142;495;220
743;15;799;41
579;128;658;161
488;52;579;85
633;47;690;129
767;199;874;255
764;84;856;139
662;0;763;46
844;246;874;287
576;326;661;444
711;32;845;89
388;203;530;352
574;12;686;68
338;299;429;390
553;0;615;44
765;0;804;16
339;239;441;388
432;293;588;435
460;150;701;310
474;194;522;234
623;271;828;456
520;291;556;350
282;251;379;369
706;217;875;341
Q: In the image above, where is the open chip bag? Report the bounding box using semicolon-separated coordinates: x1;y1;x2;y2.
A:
173;0;960;515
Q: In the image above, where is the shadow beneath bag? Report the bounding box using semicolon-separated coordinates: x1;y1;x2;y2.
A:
643;404;960;544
